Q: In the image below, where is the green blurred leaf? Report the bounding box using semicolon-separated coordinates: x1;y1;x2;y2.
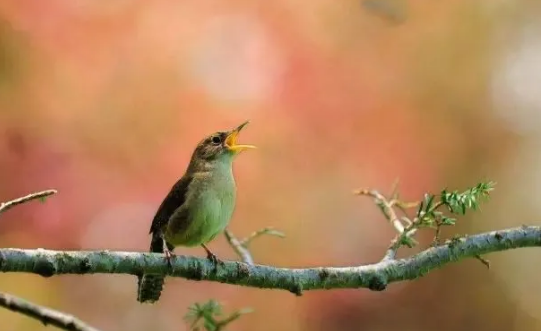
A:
185;300;253;331
423;193;435;212
441;216;456;226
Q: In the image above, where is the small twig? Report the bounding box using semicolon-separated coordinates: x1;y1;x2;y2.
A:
354;189;406;233
238;227;285;247
185;300;253;331
475;254;490;269
214;308;254;331
0;189;57;214
0;292;100;331
225;227;285;266
381;247;397;261
354;187;419;261
432;221;443;246
382;227;417;261
224;229;254;265
389;178;401;200
395;201;420;215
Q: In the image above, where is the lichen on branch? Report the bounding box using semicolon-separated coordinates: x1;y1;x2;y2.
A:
0;225;539;294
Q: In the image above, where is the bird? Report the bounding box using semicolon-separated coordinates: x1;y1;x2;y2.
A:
137;121;255;303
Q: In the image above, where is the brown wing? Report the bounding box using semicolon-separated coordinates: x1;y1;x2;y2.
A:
137;174;193;304
149;174;193;235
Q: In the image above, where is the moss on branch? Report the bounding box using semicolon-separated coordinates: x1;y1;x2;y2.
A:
0;226;539;294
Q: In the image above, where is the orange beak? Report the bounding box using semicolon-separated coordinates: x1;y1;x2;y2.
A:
224;120;256;154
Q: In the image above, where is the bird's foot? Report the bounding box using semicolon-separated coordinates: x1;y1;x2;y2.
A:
206;251;222;266
163;249;176;269
202;244;223;269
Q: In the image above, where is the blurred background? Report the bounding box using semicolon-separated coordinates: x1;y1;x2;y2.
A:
0;0;540;330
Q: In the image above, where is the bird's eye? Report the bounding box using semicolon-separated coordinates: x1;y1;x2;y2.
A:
211;136;221;145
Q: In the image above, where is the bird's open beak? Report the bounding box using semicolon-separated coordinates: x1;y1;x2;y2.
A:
224;120;256;154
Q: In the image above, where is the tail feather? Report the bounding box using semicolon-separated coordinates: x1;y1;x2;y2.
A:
137;235;171;303
137;273;165;303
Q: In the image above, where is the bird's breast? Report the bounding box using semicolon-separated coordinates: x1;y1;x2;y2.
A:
165;169;237;246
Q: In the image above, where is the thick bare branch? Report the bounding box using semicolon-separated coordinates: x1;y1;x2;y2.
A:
0;189;57;214
0;226;538;294
0;292;100;331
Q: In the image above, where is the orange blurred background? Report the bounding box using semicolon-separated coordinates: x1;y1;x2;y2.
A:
1;1;541;330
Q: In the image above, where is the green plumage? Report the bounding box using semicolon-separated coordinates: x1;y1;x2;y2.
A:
165;162;236;247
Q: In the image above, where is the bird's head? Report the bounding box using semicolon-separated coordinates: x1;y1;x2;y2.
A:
190;121;256;165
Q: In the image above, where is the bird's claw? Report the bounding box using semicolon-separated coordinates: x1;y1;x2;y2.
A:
202;244;223;269
206;251;222;267
163;249;176;268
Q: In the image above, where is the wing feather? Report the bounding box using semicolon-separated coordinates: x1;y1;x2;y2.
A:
149;174;193;235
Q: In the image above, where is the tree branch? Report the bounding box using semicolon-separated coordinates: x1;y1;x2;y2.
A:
354;187;418;261
224;229;255;265
0;226;538;294
0;189;57;214
224;227;285;265
0;292;101;331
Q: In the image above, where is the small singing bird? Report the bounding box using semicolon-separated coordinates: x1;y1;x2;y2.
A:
137;121;255;303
